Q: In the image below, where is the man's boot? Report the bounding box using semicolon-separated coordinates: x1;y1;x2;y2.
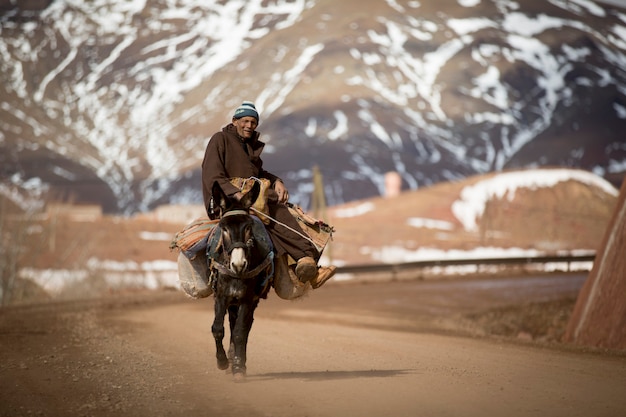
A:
310;266;337;289
295;256;318;282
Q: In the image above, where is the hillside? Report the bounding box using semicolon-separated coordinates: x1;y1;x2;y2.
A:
1;0;625;214
1;168;618;303
326;167;618;264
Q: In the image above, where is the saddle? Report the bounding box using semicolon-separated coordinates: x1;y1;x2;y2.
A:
168;217;219;259
207;177;271;222
170;177;334;299
170;216;273;298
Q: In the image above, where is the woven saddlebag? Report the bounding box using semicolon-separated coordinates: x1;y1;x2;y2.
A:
286;203;334;257
169;202;335;300
273;204;335;300
169;217;219;299
229;177;272;224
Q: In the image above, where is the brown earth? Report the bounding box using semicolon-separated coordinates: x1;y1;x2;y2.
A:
1;170;623;416
5;169;616;279
564;178;626;349
2;169;617;335
1;274;625;417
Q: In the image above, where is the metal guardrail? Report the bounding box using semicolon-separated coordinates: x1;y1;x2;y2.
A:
335;254;596;275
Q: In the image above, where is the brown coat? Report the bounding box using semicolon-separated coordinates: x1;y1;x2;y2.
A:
201;123;318;260
201;123;280;214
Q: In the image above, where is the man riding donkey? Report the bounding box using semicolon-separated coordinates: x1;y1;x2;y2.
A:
201;101;336;290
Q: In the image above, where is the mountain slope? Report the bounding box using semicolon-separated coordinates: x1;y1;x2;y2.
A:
327;167;618;265
1;0;625;213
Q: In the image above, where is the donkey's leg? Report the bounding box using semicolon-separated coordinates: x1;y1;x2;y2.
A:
211;298;229;370
227;305;238;362
230;303;256;376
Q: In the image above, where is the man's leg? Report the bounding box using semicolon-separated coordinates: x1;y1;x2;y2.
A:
265;204;319;281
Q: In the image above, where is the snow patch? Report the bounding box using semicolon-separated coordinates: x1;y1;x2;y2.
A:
458;0;481;7
451;169;618;232
333;202;375;218
407;217;455;230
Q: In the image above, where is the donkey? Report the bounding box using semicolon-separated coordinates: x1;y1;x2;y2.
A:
208;180;274;379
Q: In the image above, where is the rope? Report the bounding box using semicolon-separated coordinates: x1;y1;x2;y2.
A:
249;206;318;247
222;209;249;217
238;176;319;248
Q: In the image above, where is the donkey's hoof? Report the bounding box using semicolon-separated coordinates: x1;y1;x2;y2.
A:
217;358;230;370
232;362;246;380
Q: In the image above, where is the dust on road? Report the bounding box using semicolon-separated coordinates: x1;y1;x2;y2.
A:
1;275;625;417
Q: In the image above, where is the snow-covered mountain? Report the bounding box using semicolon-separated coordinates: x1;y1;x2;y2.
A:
1;0;625;214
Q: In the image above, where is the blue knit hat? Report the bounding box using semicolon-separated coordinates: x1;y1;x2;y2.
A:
233;101;259;121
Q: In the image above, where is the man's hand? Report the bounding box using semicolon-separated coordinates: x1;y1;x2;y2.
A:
274;180;289;204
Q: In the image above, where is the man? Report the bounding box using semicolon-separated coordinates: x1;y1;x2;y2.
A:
201;101;335;289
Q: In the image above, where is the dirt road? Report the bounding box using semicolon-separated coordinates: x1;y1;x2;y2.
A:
1;274;625;417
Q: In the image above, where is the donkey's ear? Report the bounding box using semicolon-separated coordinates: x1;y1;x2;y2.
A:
239;180;261;209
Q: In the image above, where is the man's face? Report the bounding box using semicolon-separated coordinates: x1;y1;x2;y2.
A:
233;116;258;139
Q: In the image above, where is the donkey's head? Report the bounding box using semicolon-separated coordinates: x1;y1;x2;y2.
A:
212;181;261;276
